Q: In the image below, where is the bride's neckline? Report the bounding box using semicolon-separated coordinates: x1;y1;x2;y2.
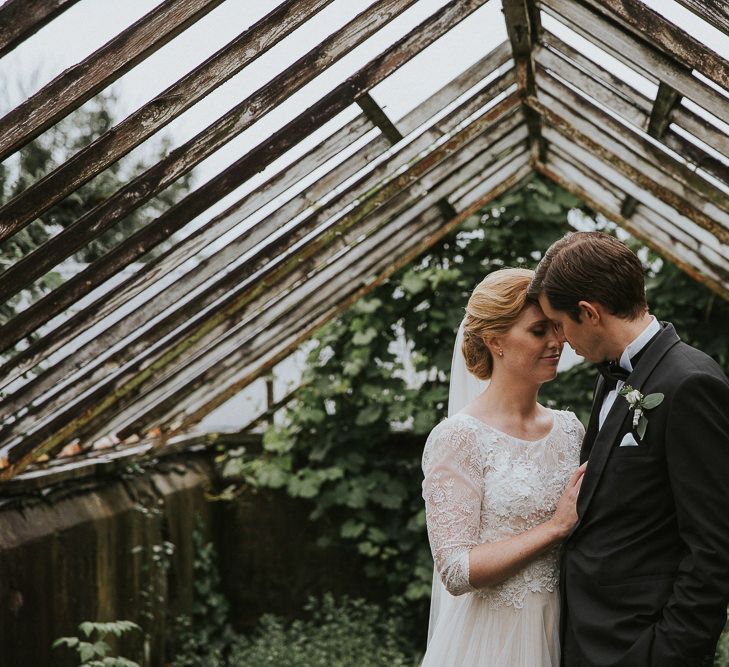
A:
453;410;557;444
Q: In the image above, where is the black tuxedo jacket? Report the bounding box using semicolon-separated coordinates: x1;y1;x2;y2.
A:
561;322;729;667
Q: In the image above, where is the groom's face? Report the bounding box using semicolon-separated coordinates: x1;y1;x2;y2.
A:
538;294;605;363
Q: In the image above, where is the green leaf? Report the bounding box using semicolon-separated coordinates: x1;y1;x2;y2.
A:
352;327;378;346
641;393;664;409
401;272;427;295
636;414;648;440
355;404;382;426
341;519;366;538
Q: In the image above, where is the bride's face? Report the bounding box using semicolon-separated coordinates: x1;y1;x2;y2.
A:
492;304;563;383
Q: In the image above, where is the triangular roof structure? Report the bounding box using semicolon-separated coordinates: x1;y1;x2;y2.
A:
0;0;727;479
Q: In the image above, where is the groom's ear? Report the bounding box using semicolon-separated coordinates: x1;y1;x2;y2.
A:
577;300;601;326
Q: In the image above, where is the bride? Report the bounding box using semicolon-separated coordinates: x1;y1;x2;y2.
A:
421;268;586;666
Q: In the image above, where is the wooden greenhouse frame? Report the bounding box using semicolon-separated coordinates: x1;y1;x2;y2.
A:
0;0;727;481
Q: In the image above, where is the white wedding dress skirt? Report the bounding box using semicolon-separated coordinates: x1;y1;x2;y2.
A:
421;588;560;666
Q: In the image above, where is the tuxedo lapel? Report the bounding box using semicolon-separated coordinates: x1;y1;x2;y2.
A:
580;375;606;464
572;323;680;532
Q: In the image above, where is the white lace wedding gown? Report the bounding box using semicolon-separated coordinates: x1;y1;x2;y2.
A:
421;408;584;666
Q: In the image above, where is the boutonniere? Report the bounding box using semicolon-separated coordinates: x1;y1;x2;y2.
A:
618;385;664;440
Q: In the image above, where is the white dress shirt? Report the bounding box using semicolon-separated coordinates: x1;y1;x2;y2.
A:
598;316;661;430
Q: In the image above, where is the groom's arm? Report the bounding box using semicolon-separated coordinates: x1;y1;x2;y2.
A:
644;371;729;665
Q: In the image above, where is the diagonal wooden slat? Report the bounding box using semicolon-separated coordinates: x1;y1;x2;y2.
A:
0;0;340;241
534;70;729;224
541;0;729;126
535;45;729;193
121;158;534;440
0;0;229;162
538;148;729;296
543;127;729;269
95;132;530;442
0;76;520;432
0;0;82;59
0;100;524;444
673;0;729;37
0;0;484;303
579;0;729;92
0;91;522;476
0;2;506;369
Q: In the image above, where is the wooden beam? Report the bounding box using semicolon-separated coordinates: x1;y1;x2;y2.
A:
541;30;729;161
673;0;729;38
105;144;532;439
621;81;681;218
541;0;729;126
532;72;729;228
544;131;729;269
0;0;82;59
578;0;729;92
502;0;544;161
0;102;524;439
0;115;374;384
0;0;502;362
0;0;424;247
0;0;229;162
549;142;729;269
0;91;521;475
537;152;729;298
133;161;535;438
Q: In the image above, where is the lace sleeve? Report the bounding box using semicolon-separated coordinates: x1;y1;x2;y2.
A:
422;419;483;596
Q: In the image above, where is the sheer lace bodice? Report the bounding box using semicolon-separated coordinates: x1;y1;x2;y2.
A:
422;409;583;609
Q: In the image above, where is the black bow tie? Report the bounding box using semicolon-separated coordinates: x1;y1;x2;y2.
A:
596;360;630;391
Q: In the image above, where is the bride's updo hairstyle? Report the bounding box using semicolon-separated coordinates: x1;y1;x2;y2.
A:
461;268;536;380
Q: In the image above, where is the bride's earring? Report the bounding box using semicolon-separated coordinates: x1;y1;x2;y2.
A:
497;348;503;357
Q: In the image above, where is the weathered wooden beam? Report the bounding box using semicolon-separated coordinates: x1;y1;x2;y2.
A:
106;143;532;439
0;1;504;367
0;0;228;162
621;81;681;218
539;30;729;167
137;161;535;438
0;75;518;434
532;72;729;229
537;151;729;297
548;142;729;269
0;102;524;439
356;93;403;143
0;0;82;59
0;0;425;250
541;0;729;126
578;0;729;92
0;91;520;475
502;0;544;161
673;0;729;37
544;131;729;269
0;115;374;386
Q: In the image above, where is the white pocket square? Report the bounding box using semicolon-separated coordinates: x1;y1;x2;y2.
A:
619;432;640;447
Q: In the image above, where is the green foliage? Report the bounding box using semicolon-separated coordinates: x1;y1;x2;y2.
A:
0;87;191;330
716;621;729;667
227;594;418;666
171;525;235;667
53;620;141;666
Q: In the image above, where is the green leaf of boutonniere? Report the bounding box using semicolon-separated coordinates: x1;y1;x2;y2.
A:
641;393;664;410
636;413;649;440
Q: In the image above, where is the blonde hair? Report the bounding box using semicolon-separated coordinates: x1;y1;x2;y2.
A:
461;268;536;380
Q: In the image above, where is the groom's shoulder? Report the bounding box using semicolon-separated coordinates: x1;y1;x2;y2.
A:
662;338;729;386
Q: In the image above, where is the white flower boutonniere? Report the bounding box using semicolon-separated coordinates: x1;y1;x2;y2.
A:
618;384;664;440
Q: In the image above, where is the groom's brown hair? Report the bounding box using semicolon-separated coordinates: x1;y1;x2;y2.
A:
528;231;647;322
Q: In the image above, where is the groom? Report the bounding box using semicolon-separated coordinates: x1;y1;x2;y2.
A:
529;231;729;666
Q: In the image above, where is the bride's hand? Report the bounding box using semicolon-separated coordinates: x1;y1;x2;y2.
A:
550;462;587;540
